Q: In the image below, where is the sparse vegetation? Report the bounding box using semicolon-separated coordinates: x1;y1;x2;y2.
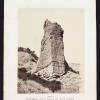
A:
18;47;38;61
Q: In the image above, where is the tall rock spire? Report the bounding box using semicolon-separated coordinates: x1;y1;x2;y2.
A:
35;20;66;80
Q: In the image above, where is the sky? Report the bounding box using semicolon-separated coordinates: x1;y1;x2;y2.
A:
18;8;84;64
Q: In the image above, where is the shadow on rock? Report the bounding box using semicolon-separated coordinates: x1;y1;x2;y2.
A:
64;60;79;74
18;68;61;92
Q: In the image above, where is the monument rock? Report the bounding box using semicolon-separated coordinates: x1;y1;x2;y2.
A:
35;19;67;80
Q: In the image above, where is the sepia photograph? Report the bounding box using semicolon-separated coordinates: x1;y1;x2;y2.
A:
17;8;85;93
4;0;96;99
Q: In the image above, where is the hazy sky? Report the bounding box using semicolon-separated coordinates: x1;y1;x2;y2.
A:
18;8;84;64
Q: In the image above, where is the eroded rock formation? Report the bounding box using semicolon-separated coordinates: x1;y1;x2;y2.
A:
35;19;67;80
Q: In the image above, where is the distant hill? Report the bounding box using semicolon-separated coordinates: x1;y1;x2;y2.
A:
18;47;38;72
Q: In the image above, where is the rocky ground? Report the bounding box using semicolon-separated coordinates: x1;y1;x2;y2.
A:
18;47;83;93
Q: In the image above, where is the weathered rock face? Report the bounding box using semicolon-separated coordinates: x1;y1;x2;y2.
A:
35;19;66;79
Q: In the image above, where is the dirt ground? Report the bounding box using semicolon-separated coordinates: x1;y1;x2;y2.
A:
18;63;83;93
